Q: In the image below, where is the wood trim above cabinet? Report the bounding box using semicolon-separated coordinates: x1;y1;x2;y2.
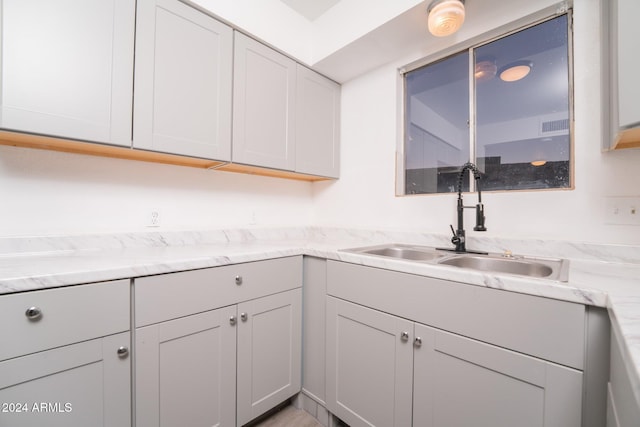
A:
0;130;333;181
613;127;640;150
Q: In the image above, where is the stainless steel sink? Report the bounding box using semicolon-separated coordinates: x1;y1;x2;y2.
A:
340;243;569;281
343;244;445;262
437;254;568;281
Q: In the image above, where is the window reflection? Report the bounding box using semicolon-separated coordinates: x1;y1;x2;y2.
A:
405;52;470;194
403;14;571;194
475;15;570;190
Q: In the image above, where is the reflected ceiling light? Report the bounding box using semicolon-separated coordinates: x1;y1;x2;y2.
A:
427;0;465;37
475;59;497;82
531;159;547;167
499;60;533;82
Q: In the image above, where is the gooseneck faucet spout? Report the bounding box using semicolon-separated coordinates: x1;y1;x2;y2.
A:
443;162;488;254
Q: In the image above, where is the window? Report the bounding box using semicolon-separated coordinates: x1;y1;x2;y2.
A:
402;13;572;194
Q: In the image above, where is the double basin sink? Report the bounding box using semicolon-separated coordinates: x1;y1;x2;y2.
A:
341;243;569;282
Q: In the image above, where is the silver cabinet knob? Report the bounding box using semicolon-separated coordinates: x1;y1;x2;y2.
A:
117;346;129;358
235;275;243;285
414;337;422;347
25;306;43;321
230;315;237;325
240;312;248;322
400;331;409;341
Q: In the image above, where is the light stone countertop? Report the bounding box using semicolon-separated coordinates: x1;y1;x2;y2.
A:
0;226;638;409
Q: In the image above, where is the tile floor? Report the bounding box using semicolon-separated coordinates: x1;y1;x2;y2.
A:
247;405;323;427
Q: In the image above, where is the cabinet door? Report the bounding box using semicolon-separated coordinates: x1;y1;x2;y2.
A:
0;332;130;427
233;32;296;170
0;0;134;146
413;323;583;427
326;297;413;427
616;0;640;128
135;307;237;427
296;65;340;178
133;0;232;159
607;326;640;427
237;289;302;426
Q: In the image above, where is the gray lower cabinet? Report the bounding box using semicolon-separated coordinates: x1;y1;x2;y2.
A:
326;296;413;427
135;306;237;427
413;323;582;427
134;257;303;427
326;296;583;427
0;280;131;427
324;260;611;427
237;289;302;426
607;322;640;427
302;257;329;405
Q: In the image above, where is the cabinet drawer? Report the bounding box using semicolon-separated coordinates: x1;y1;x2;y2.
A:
327;261;585;369
0;280;130;361
135;256;302;327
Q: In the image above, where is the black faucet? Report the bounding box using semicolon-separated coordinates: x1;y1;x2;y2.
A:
440;162;488;254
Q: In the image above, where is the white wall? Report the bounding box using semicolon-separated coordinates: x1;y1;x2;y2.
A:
0;146;313;236
312;0;640;245
3;0;639;244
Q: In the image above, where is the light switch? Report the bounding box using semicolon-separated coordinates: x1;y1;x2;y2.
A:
604;197;640;225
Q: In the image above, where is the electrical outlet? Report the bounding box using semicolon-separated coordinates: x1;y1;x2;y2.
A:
148;211;161;227
604;197;640;225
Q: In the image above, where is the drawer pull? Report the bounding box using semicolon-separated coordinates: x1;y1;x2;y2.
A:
117;346;129;358
230;315;237;326
400;331;409;341
25;307;43;321
414;337;423;347
240;312;248;322
235;275;243;285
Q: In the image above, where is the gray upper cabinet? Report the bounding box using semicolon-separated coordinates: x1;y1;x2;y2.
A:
233;31;297;170
604;0;640;149
295;65;341;178
133;0;233;160
0;0;135;146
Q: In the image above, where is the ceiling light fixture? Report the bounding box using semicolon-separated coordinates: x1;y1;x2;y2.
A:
475;59;497;82
499;60;533;82
530;159;547;167
427;0;465;37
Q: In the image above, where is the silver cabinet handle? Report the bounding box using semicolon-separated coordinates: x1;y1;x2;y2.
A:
240;312;248;322
25;306;43;321
230;315;237;325
235;275;243;285
117;346;129;358
400;331;409;341
414;337;422;347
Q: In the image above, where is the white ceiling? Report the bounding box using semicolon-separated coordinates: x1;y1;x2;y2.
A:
279;0;341;21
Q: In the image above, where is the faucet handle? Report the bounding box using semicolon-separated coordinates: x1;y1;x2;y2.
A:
449;225;461;245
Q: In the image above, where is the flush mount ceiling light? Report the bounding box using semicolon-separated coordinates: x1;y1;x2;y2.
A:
427;0;465;37
474;59;497;82
499;60;533;82
530;159;547;167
